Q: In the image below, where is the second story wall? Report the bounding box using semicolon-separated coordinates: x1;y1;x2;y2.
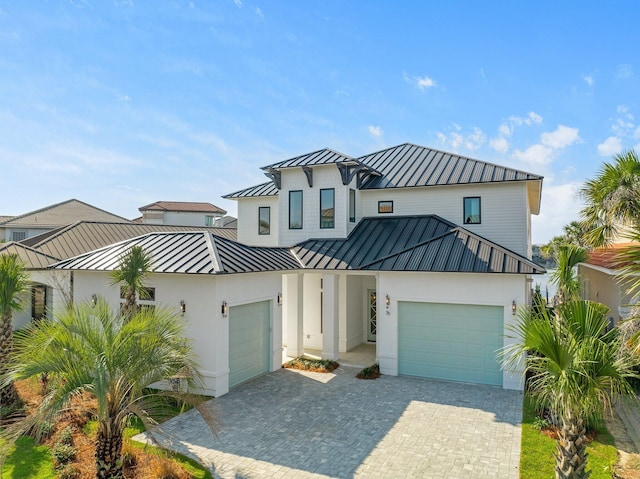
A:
359;181;530;257
237;196;280;246
278;165;356;246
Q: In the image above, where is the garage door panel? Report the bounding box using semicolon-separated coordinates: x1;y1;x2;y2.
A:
398;301;503;386
229;301;270;388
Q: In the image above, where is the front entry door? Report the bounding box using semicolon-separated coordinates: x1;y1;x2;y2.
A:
367;290;377;342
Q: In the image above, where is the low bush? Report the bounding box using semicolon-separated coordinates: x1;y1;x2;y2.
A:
356;363;380;379
282;356;339;372
51;443;76;467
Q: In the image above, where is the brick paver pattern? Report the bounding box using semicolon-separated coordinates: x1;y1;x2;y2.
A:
136;366;522;479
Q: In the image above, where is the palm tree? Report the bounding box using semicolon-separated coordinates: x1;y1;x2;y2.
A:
503;300;637;479
580;149;640;247
1;300;213;479
110;246;153;323
550;244;588;303
541;221;591;259
0;253;29;407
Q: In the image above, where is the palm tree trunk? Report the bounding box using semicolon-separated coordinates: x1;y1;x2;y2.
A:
95;420;124;479
123;287;136;324
0;312;18;409
554;415;589;479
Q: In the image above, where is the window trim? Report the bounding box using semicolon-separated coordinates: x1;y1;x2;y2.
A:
349;189;356;223
289;190;303;230
205;215;214;227
463;196;481;224
319;188;335;229
258;206;271;235
378;200;394;214
11;231;27;241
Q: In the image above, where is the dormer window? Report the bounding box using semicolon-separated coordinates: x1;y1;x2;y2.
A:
320;188;335;229
464;197;481;224
259;206;271;235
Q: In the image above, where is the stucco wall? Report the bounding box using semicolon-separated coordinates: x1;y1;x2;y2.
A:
73;270;283;397
578;264;633;323
376;271;527;390
12;270;71;330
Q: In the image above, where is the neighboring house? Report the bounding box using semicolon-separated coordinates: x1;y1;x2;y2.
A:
138;201;227;227
0;199;130;242
2;221;237;330
578;242;639;323
59;142;544;395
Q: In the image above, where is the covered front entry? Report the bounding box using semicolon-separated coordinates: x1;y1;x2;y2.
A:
398;301;504;386
228;300;271;388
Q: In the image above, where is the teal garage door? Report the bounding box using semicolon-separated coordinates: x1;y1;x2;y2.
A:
229;301;271;388
398;302;504;386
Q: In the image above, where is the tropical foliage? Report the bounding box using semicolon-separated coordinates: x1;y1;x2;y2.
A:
550;244;588;303
0;253;29;408
109;246;153;323
503;300;637;479
541;221;592;259
580;149;640;247
1;300;213;479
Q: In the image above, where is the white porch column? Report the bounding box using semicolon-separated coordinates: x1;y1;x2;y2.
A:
283;273;304;358
322;273;340;360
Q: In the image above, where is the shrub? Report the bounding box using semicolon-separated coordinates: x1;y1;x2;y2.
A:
150;458;181;479
51;443;76;467
356;363;381;380
58;425;74;445
58;463;80;479
282;356;339;372
121;442;138;468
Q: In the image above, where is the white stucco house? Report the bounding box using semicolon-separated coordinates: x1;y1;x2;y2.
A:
137;201;227;227
54;143;545;396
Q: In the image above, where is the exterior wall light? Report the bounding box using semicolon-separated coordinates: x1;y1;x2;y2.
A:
385;294;390;309
512;300;517;315
91;294;97;307
179;300;186;316
277;292;283;305
221;300;228;317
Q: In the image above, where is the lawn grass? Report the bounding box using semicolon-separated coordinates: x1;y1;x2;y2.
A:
520;395;618;479
0;436;56;479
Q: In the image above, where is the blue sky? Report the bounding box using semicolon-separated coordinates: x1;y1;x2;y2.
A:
1;1;639;244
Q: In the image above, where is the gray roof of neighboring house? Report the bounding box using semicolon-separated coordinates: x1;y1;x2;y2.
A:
294;215;545;274
139;201;226;215
0;216;14;223
223;182;279;199
0;242;60;269
357;143;543;189
222;216;238;228
52;231;302;275
261;148;354;170
23;221;237;260
0;199;131;227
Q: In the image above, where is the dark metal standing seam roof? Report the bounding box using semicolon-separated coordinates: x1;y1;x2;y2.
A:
222;182;279;199
294;215;545;274
357;143;543;189
261;148;353;169
52;231;302;275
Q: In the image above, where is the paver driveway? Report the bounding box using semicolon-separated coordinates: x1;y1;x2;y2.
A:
136;366;522;479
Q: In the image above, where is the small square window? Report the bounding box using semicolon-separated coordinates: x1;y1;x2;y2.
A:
205;215;215;227
259;206;270;235
463;197;481;224
378;201;393;214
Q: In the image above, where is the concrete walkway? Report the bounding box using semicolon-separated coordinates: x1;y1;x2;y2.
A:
136;367;523;479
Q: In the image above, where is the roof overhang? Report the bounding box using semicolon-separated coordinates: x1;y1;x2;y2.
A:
528;178;543;215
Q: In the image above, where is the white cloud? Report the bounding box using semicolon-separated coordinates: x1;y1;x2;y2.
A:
532;182;583;244
509;112;543;126
255;7;263;18
513;144;554;165
436;125;485;152
117;94;131;103
464;127;485;150
233;0;242;7
368;125;383;137
540;125;580;149
403;72;437;90
490;136;509;153
498;123;511;136
616;64;633;79
582;74;594;86
597;136;622;156
617;105;629;114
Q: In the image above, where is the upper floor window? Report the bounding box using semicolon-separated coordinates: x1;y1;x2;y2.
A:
463;197;481;224
289;190;303;229
11;231;27;241
349;189;356;223
378;201;393;214
320;188;335;229
205;215;215;227
258;206;271;235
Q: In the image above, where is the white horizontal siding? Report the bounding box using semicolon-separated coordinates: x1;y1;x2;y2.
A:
278;165;355;246
237;196;279;247
360;182;529;256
